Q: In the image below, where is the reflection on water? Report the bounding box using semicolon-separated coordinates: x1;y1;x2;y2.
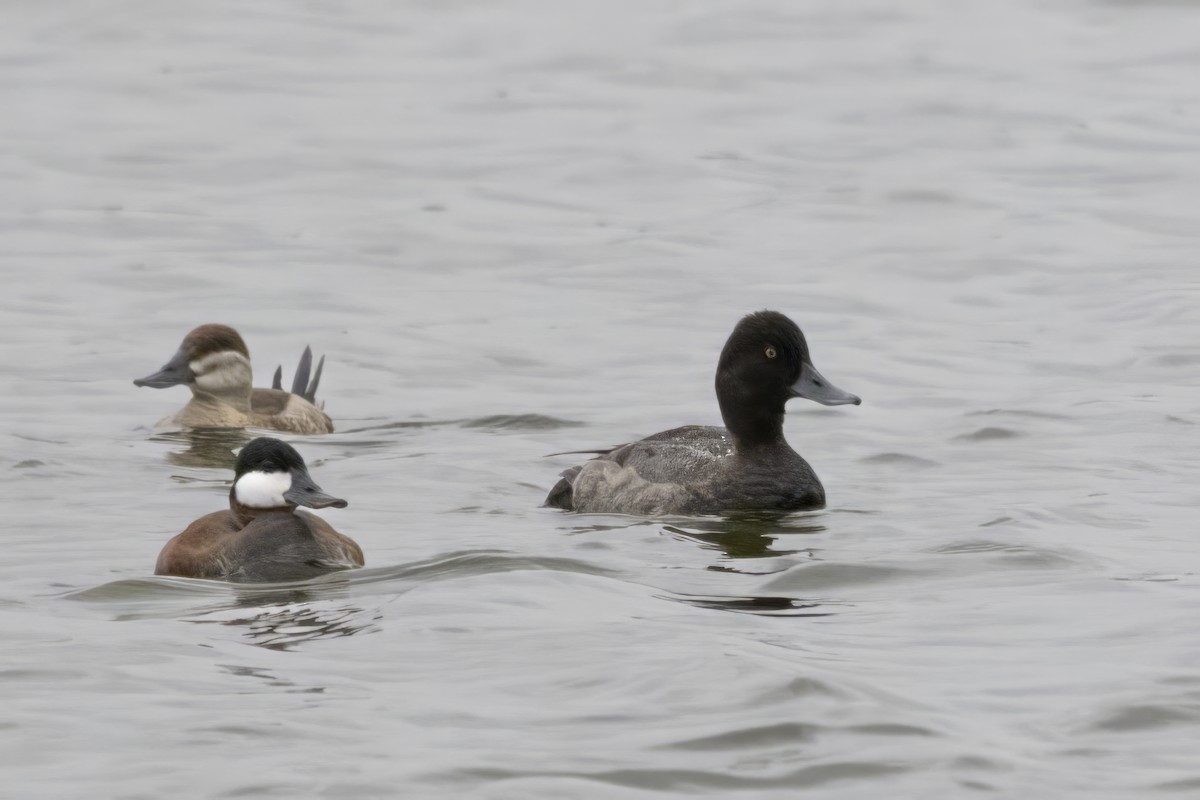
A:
192;601;382;652
664;514;826;561
665;591;842;617
70;575;381;650
152;428;252;470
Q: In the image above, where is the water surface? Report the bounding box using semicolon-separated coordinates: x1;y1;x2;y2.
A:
3;1;1200;797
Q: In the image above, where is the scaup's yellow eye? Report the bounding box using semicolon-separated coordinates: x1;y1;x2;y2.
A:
765;346;777;359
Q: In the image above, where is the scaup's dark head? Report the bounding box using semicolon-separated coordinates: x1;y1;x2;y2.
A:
232;437;348;511
134;324;253;396
716;310;859;447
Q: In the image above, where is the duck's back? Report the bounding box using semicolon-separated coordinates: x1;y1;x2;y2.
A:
221;510;361;582
155;509;362;582
548;425;827;515
548;425;826;515
607;425;732;481
584;426;730;514
249;389;334;435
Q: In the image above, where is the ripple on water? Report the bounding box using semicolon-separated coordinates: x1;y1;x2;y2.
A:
953;427;1022;441
659;720;936;751
967;408;1072;421
1088;704;1200;733
66;551;615;610
748;676;845;703
858;452;941;468
931;539;1087;570
459;413;584;430
441;762;910;791
660;722;821;750
66;551;619;650
65;576;233;602
1151;352;1200;367
1156;777;1200;792
343;413;583;434
763;562;920;593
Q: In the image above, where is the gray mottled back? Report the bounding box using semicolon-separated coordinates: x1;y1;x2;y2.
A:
558;425;824;515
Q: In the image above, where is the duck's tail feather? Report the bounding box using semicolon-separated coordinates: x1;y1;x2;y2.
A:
543;466;581;509
306;355;325;404
275;346;326;403
291;346;313;398
544;447;617;457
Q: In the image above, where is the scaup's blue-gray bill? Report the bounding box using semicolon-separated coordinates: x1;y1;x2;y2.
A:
544;310;860;515
134;324;333;434
155;437;363;582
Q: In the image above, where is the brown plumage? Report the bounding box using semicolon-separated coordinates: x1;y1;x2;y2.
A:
155;437;363;582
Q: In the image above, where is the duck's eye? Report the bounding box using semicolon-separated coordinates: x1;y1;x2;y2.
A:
764;346;777;359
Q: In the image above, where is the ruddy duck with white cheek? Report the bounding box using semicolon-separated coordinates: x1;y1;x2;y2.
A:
155;437;363;582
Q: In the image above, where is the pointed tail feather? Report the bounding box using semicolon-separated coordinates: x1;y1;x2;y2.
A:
305;355;325;404
291;346;313;397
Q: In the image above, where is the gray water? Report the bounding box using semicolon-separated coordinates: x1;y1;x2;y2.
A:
3;1;1200;797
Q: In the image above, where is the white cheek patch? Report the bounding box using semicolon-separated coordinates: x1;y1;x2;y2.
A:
191;351;251;393
234;470;293;508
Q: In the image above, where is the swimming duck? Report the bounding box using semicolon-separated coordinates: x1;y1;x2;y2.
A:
544;310;861;515
134;324;334;434
155;437;363;582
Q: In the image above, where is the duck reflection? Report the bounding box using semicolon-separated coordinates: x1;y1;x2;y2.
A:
152;427;251;469
663;513;826;560
188;579;381;651
555;515;841;617
660;515;843;615
221;601;379;652
665;592;839;617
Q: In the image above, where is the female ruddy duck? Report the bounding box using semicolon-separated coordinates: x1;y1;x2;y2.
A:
544;310;861;516
155;437;364;582
134;324;334;435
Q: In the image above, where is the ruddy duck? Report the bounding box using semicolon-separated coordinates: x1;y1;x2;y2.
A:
155;437;363;582
544;310;861;515
134;324;334;434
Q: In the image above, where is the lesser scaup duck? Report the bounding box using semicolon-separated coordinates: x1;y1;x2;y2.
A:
155;437;363;582
544;310;860;515
134;324;334;434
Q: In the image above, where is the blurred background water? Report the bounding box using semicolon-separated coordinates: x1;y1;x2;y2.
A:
3;0;1200;797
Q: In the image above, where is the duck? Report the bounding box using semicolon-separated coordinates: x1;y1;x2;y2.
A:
544;310;860;515
134;324;334;434
155;437;363;582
